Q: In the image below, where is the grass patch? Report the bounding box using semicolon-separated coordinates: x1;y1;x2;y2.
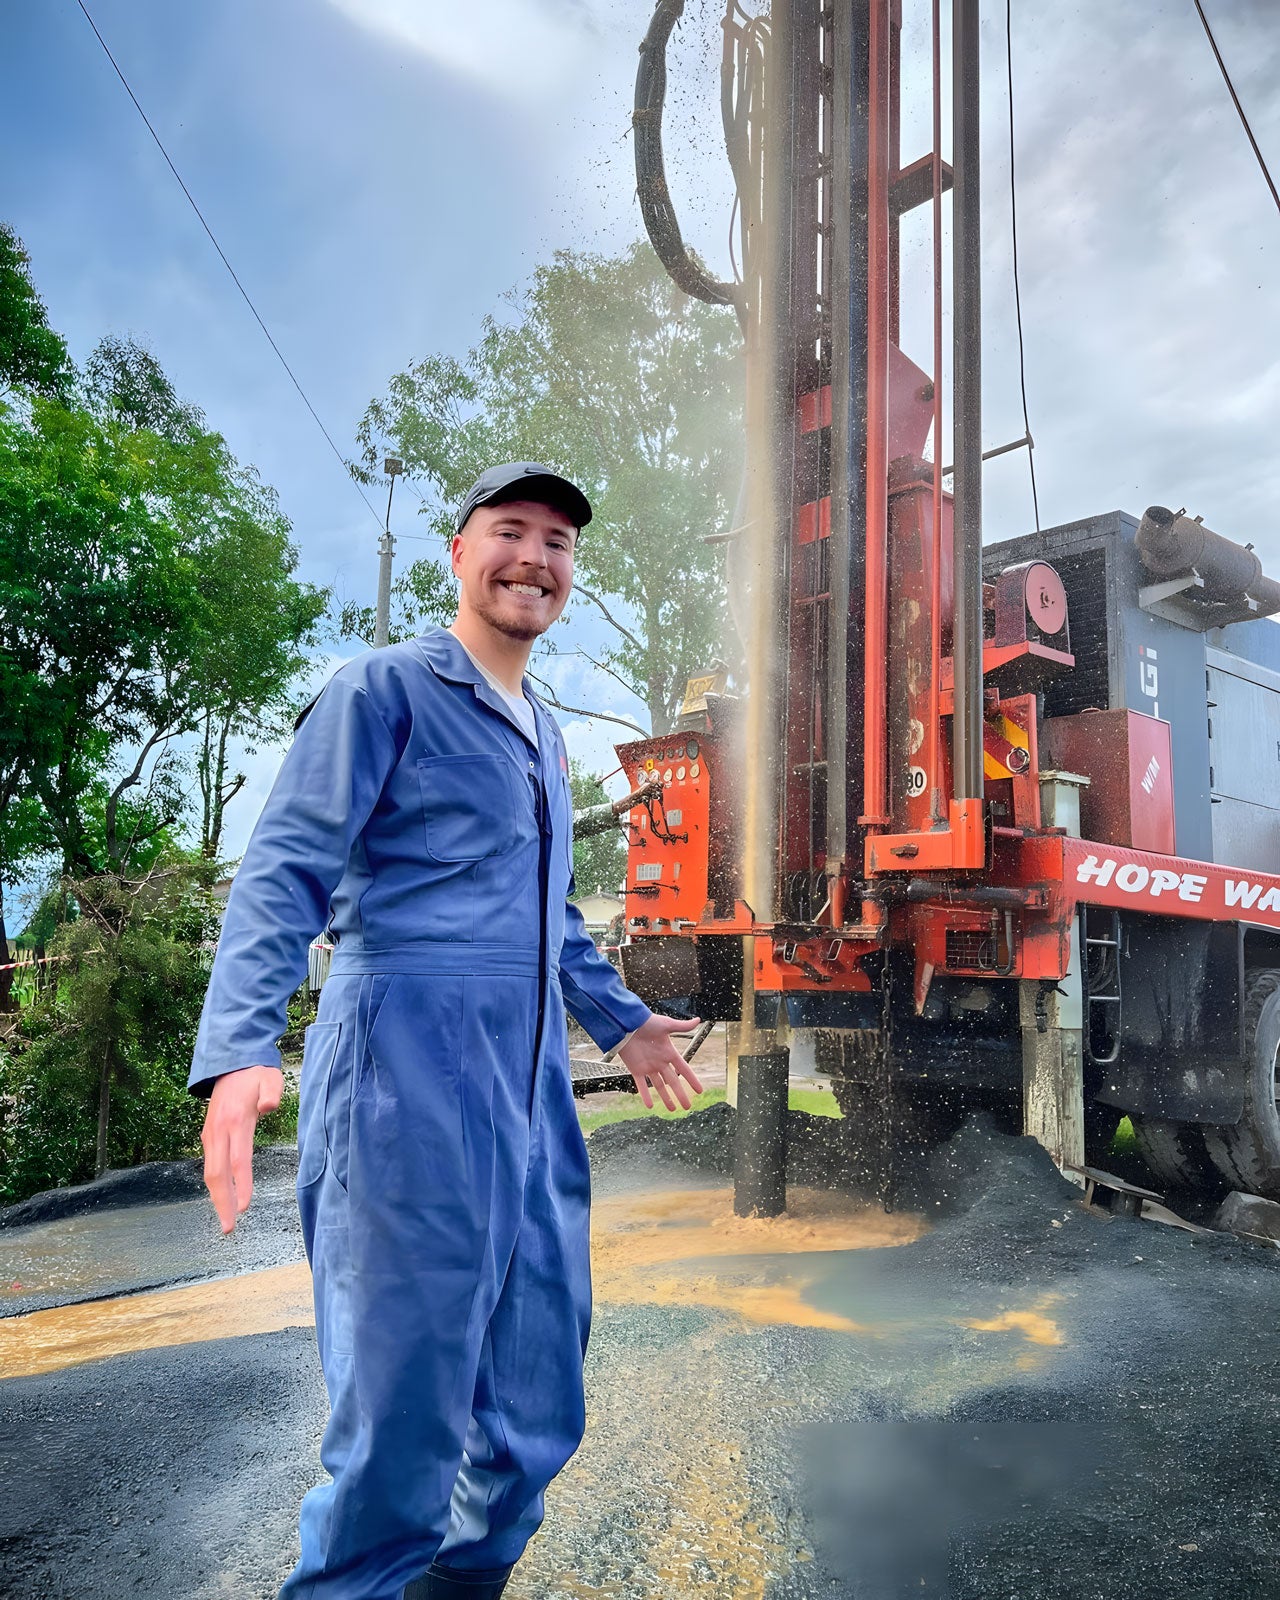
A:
791;1086;842;1119
255;1084;300;1148
579;1086;727;1136
579;1082;842;1136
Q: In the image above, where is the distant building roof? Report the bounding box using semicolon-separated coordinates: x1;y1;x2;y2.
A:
571;891;625;927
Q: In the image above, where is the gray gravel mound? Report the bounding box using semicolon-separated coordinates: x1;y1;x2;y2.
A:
588;1099;735;1174
0;1145;300;1230
0;1327;321;1599
588;1101;878;1191
0;1159;206;1230
588;1100;1083;1218
5;1098;1280;1597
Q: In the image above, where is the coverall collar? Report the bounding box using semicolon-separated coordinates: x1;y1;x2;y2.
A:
413;626;551;754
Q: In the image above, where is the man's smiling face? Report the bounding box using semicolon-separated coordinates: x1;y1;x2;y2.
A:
451;499;577;643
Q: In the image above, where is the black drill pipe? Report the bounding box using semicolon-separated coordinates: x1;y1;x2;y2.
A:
734;1049;790;1216
903;879;1036;909
634;0;741;312
825;0;871;884
951;0;984;803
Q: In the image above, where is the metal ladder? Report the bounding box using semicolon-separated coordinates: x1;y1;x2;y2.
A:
1081;906;1123;1066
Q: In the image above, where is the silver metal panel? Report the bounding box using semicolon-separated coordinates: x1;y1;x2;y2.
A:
1206;645;1280;697
1210;796;1280;875
1207;666;1280;803
1207;662;1280;870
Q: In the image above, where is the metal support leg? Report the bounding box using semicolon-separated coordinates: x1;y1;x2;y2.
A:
734;1049;790;1217
1019;913;1085;1184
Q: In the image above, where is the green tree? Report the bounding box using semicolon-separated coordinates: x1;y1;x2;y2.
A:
354;242;742;735
0;221;73;996
190;469;328;858
0;857;220;1192
0;794;47;1011
0;355;326;878
0;223;71;399
0;232;326;1192
83;332;203;439
568;758;627;899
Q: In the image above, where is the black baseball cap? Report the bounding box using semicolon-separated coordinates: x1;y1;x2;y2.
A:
455;462;593;534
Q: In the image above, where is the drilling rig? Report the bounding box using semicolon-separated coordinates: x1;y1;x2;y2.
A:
619;0;1280;1216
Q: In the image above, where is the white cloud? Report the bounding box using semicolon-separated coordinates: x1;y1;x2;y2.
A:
560;716;637;798
321;0;599;101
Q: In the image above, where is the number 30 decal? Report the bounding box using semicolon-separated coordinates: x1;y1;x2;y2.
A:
907;765;928;797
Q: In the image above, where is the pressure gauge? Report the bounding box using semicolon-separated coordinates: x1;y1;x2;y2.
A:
685;738;699;760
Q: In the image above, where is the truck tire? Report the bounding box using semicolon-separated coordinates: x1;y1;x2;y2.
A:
1084;1099;1124;1166
1201;968;1280;1199
1130;1114;1225;1196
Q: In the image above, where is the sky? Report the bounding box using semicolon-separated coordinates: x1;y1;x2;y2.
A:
3;0;1279;867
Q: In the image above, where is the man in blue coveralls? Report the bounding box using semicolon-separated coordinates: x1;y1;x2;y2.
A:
191;463;703;1600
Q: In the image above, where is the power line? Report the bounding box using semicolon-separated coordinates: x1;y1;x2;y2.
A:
73;0;384;533
1005;0;1040;533
1193;0;1280;218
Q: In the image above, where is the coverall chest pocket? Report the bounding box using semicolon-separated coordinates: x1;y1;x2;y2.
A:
419;754;520;862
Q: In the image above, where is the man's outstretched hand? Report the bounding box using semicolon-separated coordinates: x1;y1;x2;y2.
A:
201;1065;284;1234
616;1014;704;1112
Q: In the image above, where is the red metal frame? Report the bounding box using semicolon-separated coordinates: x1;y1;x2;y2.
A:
1062;839;1280;930
861;0;891;835
927;0;944;828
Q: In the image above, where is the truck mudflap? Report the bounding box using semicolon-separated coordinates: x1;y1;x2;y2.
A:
1089;913;1246;1125
1094;1056;1244;1125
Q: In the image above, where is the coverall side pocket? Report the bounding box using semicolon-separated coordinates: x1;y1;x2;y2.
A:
418;755;520;862
297;1022;342;1189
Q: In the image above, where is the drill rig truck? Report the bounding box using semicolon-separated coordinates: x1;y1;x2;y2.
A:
617;0;1280;1215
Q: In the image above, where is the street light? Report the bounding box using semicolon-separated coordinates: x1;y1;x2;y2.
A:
374;456;404;649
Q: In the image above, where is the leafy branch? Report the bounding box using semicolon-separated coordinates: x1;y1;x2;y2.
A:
525;670;648;735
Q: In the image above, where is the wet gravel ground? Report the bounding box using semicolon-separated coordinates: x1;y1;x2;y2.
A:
567;1109;1280;1600
0;1146;304;1317
3;1108;1280;1598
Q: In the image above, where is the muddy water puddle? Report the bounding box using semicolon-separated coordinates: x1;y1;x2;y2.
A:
0;1261;314;1379
591;1185;926;1331
589;1186;1069;1374
0;1184;1067;1383
0;1197;209;1306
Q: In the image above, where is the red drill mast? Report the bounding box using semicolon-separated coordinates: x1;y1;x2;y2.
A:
627;0;1280;1216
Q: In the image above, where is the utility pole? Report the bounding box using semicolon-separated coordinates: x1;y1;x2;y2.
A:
374;456;403;649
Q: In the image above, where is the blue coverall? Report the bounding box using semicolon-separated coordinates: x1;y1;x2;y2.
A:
189;627;651;1600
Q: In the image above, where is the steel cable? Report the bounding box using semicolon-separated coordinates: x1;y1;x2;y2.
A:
1006;0;1041;532
73;0;384;533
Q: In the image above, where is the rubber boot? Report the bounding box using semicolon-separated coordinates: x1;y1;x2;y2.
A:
402;1563;513;1600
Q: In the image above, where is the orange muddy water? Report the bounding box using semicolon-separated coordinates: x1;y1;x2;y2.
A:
0;1184;1064;1383
589;1185;926;1332
0;1261;315;1379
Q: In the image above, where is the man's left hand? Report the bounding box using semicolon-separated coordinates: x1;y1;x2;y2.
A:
616;1014;704;1111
